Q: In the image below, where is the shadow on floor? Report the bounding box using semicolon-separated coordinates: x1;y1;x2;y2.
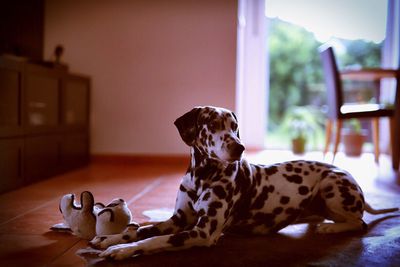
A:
80;198;400;267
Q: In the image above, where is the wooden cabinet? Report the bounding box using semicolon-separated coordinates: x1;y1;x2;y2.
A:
0;59;23;137
0;138;23;192
0;57;90;193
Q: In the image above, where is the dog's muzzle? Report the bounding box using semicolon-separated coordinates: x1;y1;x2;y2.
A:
229;143;245;161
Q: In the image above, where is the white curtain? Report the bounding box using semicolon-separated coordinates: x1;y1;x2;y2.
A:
236;0;268;150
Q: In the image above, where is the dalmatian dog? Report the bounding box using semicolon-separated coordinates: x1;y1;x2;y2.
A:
90;106;398;260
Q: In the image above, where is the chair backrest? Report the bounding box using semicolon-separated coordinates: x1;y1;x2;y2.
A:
319;46;343;119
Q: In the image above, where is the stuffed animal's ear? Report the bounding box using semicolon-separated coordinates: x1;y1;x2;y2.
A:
174;107;201;146
97;208;114;222
231;112;240;139
80;191;94;212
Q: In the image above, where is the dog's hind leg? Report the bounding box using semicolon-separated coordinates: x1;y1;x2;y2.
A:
315;173;366;234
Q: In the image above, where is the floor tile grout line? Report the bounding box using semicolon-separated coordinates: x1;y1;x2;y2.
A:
126;177;164;205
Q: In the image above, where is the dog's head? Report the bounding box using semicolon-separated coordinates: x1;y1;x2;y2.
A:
174;106;244;162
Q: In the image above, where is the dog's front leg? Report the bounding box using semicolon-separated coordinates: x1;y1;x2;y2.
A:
91;180;197;249
99;188;231;260
135;182;199;240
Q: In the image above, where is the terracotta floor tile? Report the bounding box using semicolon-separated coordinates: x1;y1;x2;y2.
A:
48;239;88;267
0;232;80;267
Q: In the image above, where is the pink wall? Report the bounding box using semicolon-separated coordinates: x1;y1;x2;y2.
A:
44;0;237;155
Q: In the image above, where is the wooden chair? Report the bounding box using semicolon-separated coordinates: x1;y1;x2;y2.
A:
319;46;395;162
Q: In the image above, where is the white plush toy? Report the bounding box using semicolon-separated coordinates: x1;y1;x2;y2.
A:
94;198;132;236
51;191;133;240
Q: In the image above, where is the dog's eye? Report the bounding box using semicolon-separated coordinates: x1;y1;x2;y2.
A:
231;122;238;131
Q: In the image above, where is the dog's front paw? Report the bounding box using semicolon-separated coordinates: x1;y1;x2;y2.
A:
89;234;125;249
99;243;143;260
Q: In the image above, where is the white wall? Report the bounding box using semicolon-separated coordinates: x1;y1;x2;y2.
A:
44;0;237;155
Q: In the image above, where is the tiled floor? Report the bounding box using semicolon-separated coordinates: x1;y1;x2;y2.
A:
0;151;399;266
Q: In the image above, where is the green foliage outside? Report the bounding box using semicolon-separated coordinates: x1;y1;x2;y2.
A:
267;18;383;150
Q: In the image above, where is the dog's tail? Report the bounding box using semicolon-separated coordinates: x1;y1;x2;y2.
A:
365;202;399;215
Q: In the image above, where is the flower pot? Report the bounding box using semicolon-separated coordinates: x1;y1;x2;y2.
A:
292;137;306;154
342;129;367;157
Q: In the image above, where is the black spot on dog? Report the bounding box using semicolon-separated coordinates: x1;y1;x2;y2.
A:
197;216;209;228
280;196;290;204
199;230;207;238
203;192;211;201
285;164;293;172
213;186;227;199
265;165;279;175
298;186;309;195
342;194;356;206
179;184;187;192
168;232;190;247
273;207;284;215
321;170;330;179
251;186;270;210
137;226;161;239
122;234;130;241
208;208;217;217
190;230;198;238
284;174;303;184
225;164;236;176
294;168;302;173
210;201;223;209
187;190;198;202
171;209;187;228
198;209;206;217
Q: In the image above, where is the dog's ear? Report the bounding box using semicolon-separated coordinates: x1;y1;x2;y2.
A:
231;112;240;139
174;107;201;146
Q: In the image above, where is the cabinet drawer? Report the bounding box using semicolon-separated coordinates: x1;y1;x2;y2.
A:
0;138;24;193
24;135;60;183
0;67;23;137
62;77;89;128
25;73;59;132
60;132;89;170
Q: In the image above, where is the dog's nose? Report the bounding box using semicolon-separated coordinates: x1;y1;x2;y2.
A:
231;143;245;158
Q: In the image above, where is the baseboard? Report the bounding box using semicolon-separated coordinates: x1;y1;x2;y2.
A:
91;154;190;165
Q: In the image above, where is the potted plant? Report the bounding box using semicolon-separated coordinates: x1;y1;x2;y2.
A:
281;106;324;154
290;120;308;154
342;119;367;156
